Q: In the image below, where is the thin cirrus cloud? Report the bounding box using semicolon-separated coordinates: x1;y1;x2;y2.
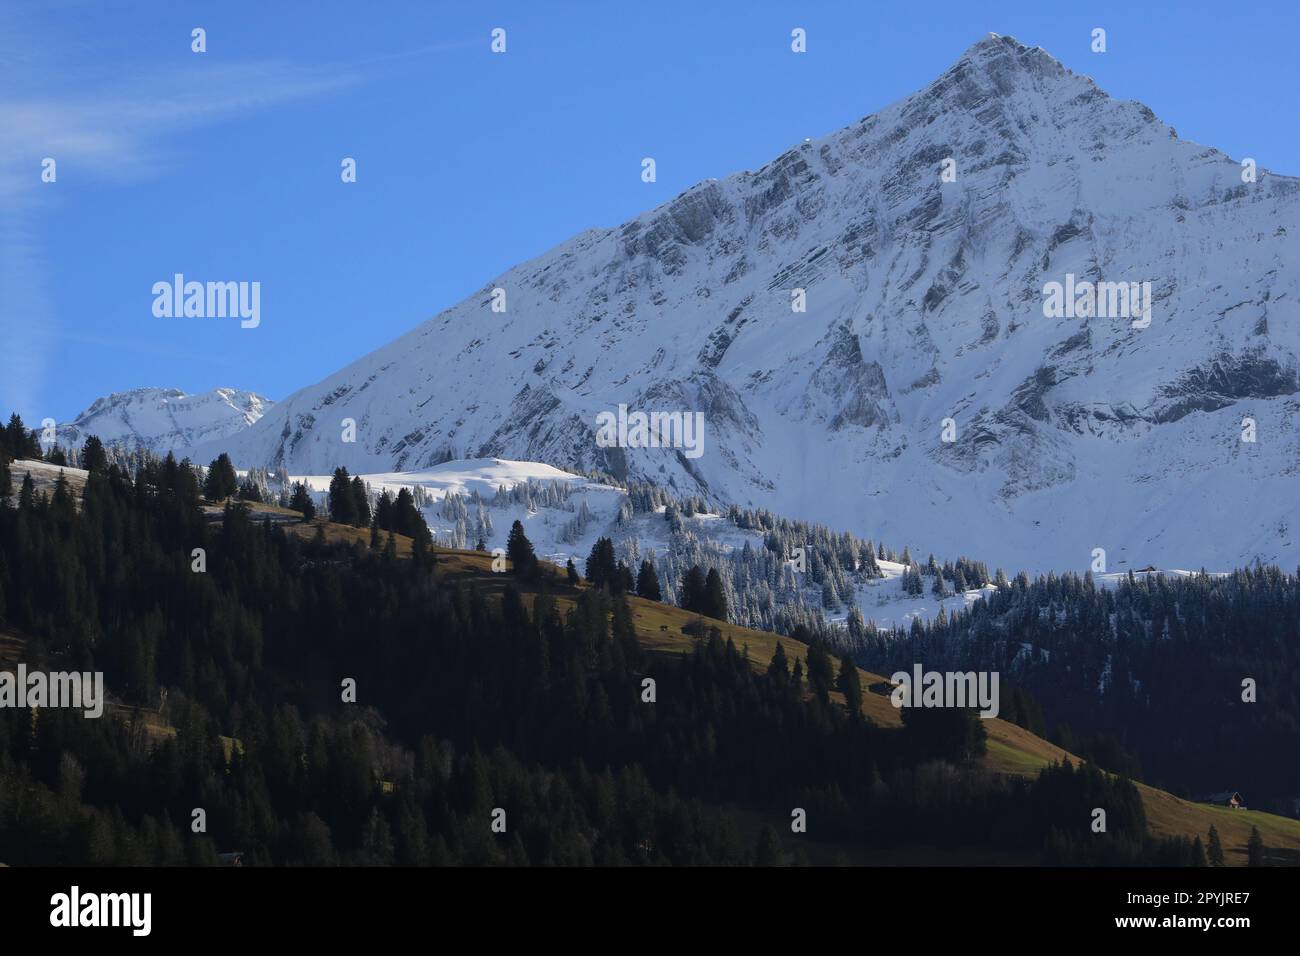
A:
0;59;360;198
0;57;360;420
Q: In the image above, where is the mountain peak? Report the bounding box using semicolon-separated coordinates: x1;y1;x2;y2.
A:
955;32;1047;63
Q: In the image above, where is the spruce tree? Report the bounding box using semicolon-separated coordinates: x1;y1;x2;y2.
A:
769;641;790;686
351;476;371;528
615;561;635;596
506;520;537;579
635;560;662;601
566;559;580;585
81;436;108;474
1247;826;1265;866
288;482;316;520
203;453;238;501
585;537;617;588
1191;836;1207;867
704;568;728;621
328;467;356;525
1207;825;1225;866
806;641;833;703
680;565;707;614
837;653;863;717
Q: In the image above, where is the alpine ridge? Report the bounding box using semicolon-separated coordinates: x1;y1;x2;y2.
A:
185;33;1300;574
61;386;273;456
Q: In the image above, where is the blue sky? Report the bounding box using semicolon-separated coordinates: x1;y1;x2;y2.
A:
3;0;1297;424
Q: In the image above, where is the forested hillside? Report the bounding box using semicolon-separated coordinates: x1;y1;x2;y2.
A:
852;569;1300;811
0;422;1235;866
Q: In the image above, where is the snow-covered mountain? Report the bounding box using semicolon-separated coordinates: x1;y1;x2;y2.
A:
194;34;1300;575
62;387;272;455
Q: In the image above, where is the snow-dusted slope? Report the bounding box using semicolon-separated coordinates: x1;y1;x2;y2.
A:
196;34;1300;575
62;387;272;455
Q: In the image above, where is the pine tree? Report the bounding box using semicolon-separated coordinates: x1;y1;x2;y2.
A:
1247;826;1265;866
203;453;238;501
1207;825;1225;866
374;490;394;531
615;561;635;596
288;482;316;520
585;537;617;588
566;559;580;585
506;520;537;579
680;565;707;614
704;568;728;621
81;436;108;474
635;560;662;601
769;641;790;685
806;641;833;703
837;653;863;717
351;476;371;528
328;467;356;525
1191;836;1208;867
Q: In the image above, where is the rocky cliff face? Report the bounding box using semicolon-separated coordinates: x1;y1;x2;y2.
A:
186;34;1300;573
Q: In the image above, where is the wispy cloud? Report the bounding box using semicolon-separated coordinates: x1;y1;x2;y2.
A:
0;7;361;418
0;60;359;199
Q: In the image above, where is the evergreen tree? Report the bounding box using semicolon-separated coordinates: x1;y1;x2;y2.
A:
81;436;108;474
351;476;371;528
1247;826;1265;866
328;467;356;525
805;641;834;703
18;471;34;509
1191;836;1207;867
506;520;538;579
836;653;863;717
5;414;40;458
704;568;728;621
1207;825;1225;866
585;537;617;588
203;453;239;501
635;560;662;601
288;482;316;520
680;565;707;614
615;561;635;596
768;641;790;687
373;490;394;532
566;559;580;585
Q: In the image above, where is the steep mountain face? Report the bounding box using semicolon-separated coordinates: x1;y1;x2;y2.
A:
193;34;1300;573
62;387;272;455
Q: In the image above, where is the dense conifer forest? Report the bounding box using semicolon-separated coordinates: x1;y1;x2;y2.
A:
0;417;1247;864
851;568;1300;811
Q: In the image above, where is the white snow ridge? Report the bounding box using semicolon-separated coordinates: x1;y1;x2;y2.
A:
61;387;273;456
